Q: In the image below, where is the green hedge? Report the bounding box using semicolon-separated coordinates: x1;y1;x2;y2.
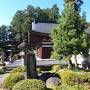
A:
10;66;26;74
2;72;25;89
59;69;90;85
52;65;61;72
56;84;89;90
12;79;47;90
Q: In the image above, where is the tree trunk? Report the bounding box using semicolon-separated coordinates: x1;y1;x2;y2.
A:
25;52;38;79
68;56;73;69
74;55;78;68
28;30;30;44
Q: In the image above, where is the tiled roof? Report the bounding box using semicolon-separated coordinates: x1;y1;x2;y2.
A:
32;22;57;33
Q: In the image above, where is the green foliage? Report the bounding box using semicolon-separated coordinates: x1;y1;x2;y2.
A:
59;69;90;86
51;0;90;59
49;4;59;21
59;69;78;85
37;68;42;74
10;66;26;74
11;10;25;41
12;79;47;90
51;51;60;60
0;25;7;41
35;4;59;22
0;25;14;41
2;72;25;89
52;65;61;72
56;84;89;90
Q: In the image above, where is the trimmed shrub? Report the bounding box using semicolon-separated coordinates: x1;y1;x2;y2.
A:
86;72;90;82
59;69;90;85
52;65;68;72
52;65;61;72
10;66;26;74
59;69;78;85
2;72;25;89
37;68;42;74
56;84;89;90
12;79;47;90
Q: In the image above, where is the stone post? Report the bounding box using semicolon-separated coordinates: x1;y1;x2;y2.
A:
25;52;38;79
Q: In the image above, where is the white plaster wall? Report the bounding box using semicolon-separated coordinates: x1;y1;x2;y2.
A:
71;54;85;64
71;53;90;68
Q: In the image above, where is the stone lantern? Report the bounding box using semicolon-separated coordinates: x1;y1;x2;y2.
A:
18;40;38;79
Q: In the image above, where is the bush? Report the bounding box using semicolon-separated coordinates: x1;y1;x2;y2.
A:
59;69;78;85
52;65;61;72
12;79;47;90
2;72;25;89
52;64;68;73
56;84;89;90
59;69;90;85
37;68;42;74
10;66;26;74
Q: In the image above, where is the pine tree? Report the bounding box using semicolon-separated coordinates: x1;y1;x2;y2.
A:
51;0;90;67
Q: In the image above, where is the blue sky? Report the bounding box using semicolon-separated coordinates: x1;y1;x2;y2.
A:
0;0;90;26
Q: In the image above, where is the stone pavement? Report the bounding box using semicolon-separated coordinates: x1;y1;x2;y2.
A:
0;73;9;90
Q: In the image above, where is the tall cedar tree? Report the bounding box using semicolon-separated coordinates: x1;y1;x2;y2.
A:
51;0;90;64
11;10;25;41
